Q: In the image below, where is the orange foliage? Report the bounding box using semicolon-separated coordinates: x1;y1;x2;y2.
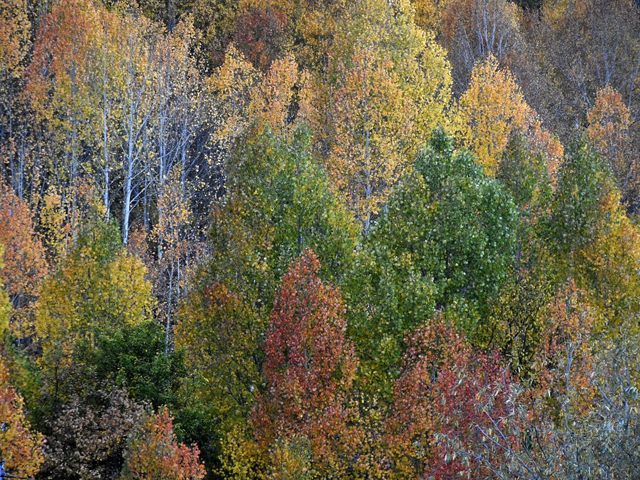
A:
587;86;638;207
121;407;206;480
0;183;47;337
0;357;44;477
252;250;360;475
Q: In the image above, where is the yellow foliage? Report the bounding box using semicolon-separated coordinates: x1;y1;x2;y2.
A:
576;188;640;333
456;55;562;176
303;0;452;229
36;230;153;393
0;244;11;336
411;0;449;34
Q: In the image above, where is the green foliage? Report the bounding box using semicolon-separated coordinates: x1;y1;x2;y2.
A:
77;320;185;408
477;267;554;380
346;129;517;393
498;131;552;213
547;137;613;259
209;125;358;308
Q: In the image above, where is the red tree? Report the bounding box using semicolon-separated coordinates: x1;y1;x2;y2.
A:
252;250;359;475
120;406;206;480
0;358;44;477
387;315;526;479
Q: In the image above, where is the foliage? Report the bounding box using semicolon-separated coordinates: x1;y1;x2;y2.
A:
456;55;562;176
346;129;517;392
0;182;48;337
387;315;521;479
0;357;44;478
302;0;452;230
546;137;613;260
4;0;640;478
120;406;206;480
82;320;186;408
40;387;145;480
586;86;639;211
252;251;359;478
35;218;154;401
209;126;357;308
0;244;10;336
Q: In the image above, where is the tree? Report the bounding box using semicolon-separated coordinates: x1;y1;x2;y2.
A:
120;407;206;480
0;0;31;196
233;5;288;72
0;357;44;478
0;244;10;336
386;315;522;479
35;217;154;401
586;86;639;211
176;128;357;475
302;0;452;231
441;0;524;90
456;55;561;176
26;0;101;222
208;126;357;311
40;387;145;480
86;320;186;408
546;138;612;261
252;251;360;477
346;130;517;393
537;0;640;138
0;182;48;338
0;0;30;89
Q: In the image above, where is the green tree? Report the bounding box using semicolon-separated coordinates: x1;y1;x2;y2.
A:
78;320;186;408
209;126;358;308
346;129;517;394
546;138;613;262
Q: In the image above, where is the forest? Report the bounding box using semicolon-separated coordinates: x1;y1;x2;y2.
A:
2;0;640;478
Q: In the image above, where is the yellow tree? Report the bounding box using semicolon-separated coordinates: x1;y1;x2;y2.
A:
456;55;562;176
0;244;10;336
0;0;31;195
0;0;29;82
411;0;449;34
210;45;304;175
26;0;101;218
35;218;153;401
575;187;640;333
302;0;452;231
586;86;638;210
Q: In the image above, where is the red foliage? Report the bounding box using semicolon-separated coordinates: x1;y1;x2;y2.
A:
121;406;206;480
234;6;288;71
0;357;44;477
252;250;359;470
388;315;525;479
